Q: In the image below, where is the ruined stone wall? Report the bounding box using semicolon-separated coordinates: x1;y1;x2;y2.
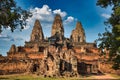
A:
0;61;30;75
7;52;44;60
99;62;120;75
7;52;26;59
23;46;39;53
73;47;99;54
86;48;100;54
27;53;44;59
74;47;87;53
73;43;96;48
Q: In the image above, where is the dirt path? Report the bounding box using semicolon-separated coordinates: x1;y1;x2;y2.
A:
93;74;117;79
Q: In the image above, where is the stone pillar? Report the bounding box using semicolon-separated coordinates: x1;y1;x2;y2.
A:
87;65;91;74
91;65;93;73
71;56;77;72
44;48;48;59
55;59;60;76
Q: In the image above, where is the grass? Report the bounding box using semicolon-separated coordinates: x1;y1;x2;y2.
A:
0;74;119;80
0;74;94;80
110;74;120;79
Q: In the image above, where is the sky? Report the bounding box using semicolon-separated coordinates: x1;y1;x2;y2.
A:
0;0;112;56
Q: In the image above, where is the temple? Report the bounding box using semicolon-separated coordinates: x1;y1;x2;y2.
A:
0;14;118;76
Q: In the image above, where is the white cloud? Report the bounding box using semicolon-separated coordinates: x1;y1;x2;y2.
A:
29;5;53;21
24;5;76;30
101;13;111;18
25;5;54;29
53;9;67;18
34;5;51;15
64;16;74;23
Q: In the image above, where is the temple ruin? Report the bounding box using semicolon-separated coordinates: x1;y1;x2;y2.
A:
0;14;118;77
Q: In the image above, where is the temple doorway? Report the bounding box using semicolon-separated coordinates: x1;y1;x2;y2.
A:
77;62;87;74
32;64;39;72
39;47;44;52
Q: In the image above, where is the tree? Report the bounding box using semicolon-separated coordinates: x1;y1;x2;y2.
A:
97;0;120;69
0;0;32;33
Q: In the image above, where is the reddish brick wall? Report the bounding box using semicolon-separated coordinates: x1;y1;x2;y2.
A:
27;53;44;59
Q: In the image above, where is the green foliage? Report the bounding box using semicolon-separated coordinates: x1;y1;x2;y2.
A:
97;0;120;69
0;0;32;33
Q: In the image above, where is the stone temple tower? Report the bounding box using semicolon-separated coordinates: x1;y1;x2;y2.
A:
30;19;44;42
51;14;64;40
71;21;86;43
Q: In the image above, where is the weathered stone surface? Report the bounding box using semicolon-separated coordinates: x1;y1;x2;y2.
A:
51;14;64;40
30;19;44;41
9;44;16;53
0;60;30;75
71;56;77;72
71;21;86;43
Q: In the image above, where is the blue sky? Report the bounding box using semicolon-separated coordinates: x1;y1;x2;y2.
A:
0;0;112;56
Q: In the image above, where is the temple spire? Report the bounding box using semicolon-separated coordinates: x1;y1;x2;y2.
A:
30;19;44;42
71;21;86;43
51;14;64;38
76;21;83;30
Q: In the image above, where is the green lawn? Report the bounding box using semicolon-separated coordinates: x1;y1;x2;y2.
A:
0;74;94;80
